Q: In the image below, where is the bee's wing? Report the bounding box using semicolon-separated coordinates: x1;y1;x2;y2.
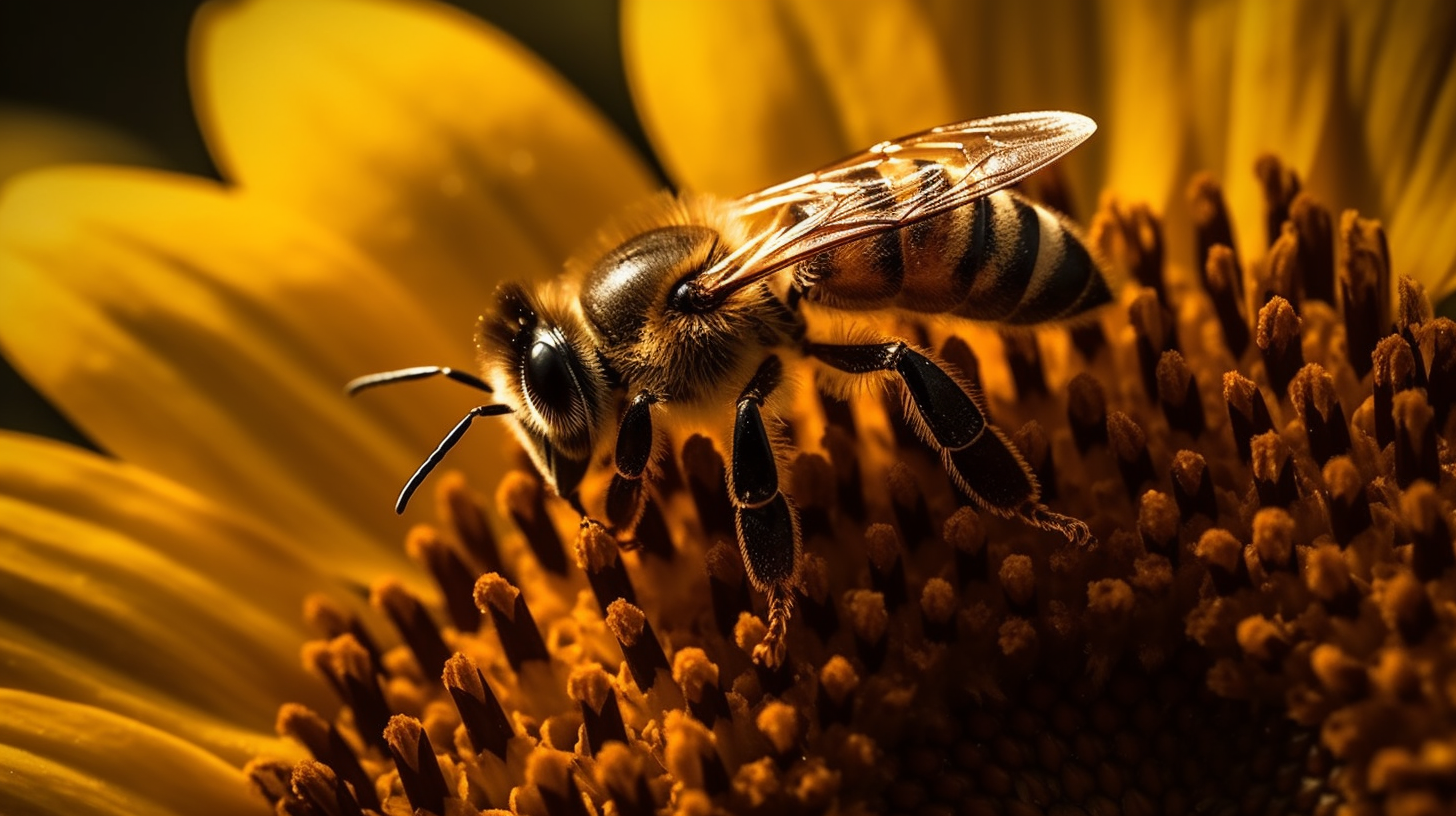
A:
684;111;1095;305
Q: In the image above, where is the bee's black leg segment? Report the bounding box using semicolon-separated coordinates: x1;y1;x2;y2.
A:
605;478;645;534
730;356;800;667
807;341;1092;546
606;392;657;532
731;356;786;515
396;403;513;514
730;355;785;508
808;342;985;448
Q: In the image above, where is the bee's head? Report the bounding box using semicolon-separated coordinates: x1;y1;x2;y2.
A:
478;282;609;498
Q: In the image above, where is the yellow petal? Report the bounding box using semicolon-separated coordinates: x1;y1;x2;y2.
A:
0;168;499;581
0;106;161;182
0;691;268;816
1350;0;1456;302
1389;63;1456;303
0;433;325;759
1094;1;1207;248
0;433;330;624
925;1;1105;116
1184;1;1240;194
1348;0;1456;216
0;634;301;768
1218;0;1456;300
1221;0;1344;256
624;0;958;196
194;0;656;336
923;1;1110;215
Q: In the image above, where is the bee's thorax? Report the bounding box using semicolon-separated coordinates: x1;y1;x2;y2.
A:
579;225;719;348
579;224;799;406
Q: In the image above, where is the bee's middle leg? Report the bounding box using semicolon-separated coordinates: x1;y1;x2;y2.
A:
730;354;801;668
806;339;1092;546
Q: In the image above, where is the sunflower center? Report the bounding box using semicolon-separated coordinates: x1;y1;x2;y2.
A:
250;159;1456;816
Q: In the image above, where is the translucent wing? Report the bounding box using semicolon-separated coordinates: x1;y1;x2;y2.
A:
680;111;1096;308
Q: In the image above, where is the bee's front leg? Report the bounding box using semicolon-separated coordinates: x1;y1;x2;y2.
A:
728;355;801;668
605;392;658;536
577;393;658;611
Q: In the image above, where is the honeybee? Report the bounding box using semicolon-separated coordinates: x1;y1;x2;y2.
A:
349;111;1113;667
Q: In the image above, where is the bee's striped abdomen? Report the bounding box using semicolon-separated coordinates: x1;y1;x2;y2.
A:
952;190;1111;325
803;169;1112;325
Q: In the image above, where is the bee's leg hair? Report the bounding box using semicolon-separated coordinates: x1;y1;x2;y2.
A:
730;355;801;668
605;392;658;535
807;340;1092;546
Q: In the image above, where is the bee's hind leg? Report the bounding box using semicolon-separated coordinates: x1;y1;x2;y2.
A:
729;355;801;668
807;340;1093;547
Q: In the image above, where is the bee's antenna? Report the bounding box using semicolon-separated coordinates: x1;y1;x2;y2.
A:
396;404;513;514
346;366;493;396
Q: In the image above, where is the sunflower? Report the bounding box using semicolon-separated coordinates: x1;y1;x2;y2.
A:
2;1;1454;814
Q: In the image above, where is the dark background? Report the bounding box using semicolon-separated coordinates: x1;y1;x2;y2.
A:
0;0;660;454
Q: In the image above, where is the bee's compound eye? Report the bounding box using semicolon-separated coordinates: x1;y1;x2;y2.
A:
525;337;577;417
